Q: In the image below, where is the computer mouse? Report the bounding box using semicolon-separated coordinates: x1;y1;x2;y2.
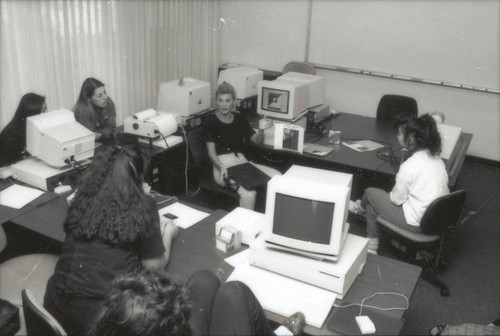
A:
355;315;376;334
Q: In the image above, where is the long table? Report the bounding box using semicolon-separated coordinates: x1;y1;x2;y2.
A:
251;113;472;198
5;192;421;335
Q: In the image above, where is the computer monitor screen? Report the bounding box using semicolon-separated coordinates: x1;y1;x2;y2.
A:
257;79;308;121
273;193;334;245
262;87;289;115
263;165;352;260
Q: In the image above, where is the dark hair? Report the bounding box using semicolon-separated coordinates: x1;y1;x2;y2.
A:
90;270;193;336
12;93;46;122
73;77;105;128
0;93;45;166
64;145;155;246
215;82;236;101
399;114;442;156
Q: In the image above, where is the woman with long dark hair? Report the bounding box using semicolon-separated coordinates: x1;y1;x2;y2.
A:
72;77;116;139
0;93;46;166
44;144;177;336
350;114;449;254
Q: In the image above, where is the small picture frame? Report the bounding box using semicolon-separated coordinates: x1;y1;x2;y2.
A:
273;123;304;153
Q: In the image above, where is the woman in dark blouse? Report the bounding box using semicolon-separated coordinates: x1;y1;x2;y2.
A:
202;82;281;210
0;93;46;167
44;144;177;336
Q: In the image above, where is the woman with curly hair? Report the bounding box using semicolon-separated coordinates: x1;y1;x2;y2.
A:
0;92;46;167
44;144;178;336
72;77;116;140
349;114;449;254
91;269;305;336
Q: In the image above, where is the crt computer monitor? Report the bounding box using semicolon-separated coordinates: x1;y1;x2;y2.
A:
262;165;352;261
217;66;264;99
257;79;309;121
278;72;325;109
157;77;211;121
26;109;95;168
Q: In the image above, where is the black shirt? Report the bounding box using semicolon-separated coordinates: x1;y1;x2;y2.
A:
202;112;255;156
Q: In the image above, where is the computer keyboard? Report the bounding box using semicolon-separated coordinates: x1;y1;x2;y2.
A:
228;263;336;328
303;142;335;156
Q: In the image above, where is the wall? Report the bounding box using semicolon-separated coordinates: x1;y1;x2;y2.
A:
219;0;500;161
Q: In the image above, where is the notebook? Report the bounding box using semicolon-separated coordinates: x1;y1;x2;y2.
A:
227;163;271;190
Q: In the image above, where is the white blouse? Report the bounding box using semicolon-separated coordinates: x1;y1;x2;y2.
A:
390;150;449;226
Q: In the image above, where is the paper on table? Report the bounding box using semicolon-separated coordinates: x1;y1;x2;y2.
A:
158;202;210;229
0;184;44;209
342;140;384;152
227;262;336;328
224;249;250;268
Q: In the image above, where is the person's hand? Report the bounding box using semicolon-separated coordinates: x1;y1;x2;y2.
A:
219;165;228;181
161;220;179;240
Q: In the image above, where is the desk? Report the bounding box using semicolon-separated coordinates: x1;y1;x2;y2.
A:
7;195;421;335
253;113;472;196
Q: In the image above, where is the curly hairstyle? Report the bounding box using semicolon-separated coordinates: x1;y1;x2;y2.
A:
399;114;442;156
90;269;193;336
64;144;156;246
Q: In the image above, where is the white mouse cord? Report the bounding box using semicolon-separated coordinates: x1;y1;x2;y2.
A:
333;292;409;316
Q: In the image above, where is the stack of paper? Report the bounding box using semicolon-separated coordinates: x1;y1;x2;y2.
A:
0;184;44;209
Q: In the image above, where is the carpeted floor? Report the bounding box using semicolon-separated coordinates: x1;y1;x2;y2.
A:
398;159;500;335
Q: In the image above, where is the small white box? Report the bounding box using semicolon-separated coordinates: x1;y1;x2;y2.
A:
157;78;211;118
216;207;265;245
218;66;264;99
216;225;242;253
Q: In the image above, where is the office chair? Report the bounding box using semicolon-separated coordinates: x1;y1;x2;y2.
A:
22;289;67;336
282;61;316;75
376;94;418;121
185;126;240;211
0;253;59;335
376;189;466;297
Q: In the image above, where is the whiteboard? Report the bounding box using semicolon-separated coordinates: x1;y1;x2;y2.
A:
309;1;499;91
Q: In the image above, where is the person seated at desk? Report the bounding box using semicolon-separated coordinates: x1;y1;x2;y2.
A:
72;77;116;141
0;92;47;167
350;114;449;254
202;82;281;210
90;269;305;336
44;144;178;336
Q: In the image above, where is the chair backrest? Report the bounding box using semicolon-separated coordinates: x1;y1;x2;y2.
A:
282;61;316;75
419;189;466;235
376;94;418;121
186;126;211;176
21;289;67;336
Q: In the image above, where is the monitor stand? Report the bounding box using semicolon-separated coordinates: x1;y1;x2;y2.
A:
264;223;349;262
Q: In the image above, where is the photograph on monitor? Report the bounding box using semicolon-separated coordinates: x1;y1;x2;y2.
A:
262;87;289;114
272;193;334;245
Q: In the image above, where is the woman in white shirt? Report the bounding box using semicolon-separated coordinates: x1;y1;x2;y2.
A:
350;114;449;254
